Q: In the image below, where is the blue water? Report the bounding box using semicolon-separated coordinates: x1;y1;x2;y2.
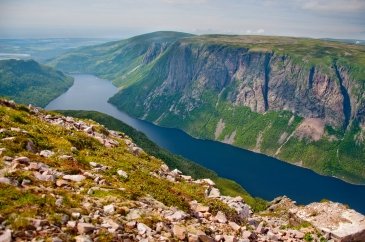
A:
46;74;365;214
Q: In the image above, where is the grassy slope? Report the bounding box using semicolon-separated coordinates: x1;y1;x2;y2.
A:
49;31;193;87
0;100;255;239
0;59;73;107
57;110;267;211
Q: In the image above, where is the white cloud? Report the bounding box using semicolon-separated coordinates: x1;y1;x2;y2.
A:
298;0;365;12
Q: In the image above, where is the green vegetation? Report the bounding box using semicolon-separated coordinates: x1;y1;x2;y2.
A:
57;110;267;211
49;31;193;87
0;100;246;235
0;59;73;107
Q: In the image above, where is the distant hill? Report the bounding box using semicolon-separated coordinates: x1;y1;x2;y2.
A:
49;31;193;87
0;59;73;107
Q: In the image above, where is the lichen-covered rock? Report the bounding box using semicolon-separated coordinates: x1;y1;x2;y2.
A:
290;202;365;242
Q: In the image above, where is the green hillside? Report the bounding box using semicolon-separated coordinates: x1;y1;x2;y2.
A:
0;59;73;107
57;110;267;211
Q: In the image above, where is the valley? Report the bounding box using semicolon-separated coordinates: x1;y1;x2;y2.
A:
51;32;365;184
46;74;365;214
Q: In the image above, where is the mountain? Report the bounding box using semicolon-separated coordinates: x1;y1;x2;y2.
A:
49;31;193;87
0;59;73;107
50;32;365;184
1;98;365;242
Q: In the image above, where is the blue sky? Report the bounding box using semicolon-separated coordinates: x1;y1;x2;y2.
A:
0;0;364;39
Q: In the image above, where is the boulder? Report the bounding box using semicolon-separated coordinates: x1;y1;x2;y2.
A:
208;187;220;198
289;202;365;242
137;223;151;235
214;211;227;223
0;229;11;242
77;223;95;234
172;224;186;240
103;204;115;215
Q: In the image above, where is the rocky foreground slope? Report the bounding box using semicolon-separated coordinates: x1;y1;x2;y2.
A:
1;99;365;242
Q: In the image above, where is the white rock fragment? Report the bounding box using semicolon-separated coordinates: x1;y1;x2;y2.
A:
117;170;128;178
40;150;55;157
103;204;115;215
63;175;86;182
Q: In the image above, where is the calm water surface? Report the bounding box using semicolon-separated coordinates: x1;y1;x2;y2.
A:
46;74;365;214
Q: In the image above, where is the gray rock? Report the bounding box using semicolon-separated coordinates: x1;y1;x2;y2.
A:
26;140;36;152
67;221;76;228
21;179;31;186
34;171;56;182
74;235;92;242
223;235;237;242
55;197;63;207
0;177;11;185
172;224;186;240
72;212;81;219
131;146;143;155
137;223;151;235
89;162;100;167
126;209;142;220
117;170;128;178
208;187;220;197
40;150;55;157
13;156;30;164
59;155;73;160
52;237;63;242
198;235;215;242
0;229;12;242
103;204;115;215
256;221;264;234
77;222;95;234
56;179;69;187
241;230;252;239
214;211;227;223
63;175;86;182
229;221;241;231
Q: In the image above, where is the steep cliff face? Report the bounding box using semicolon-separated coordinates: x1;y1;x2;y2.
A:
113;41;361;129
